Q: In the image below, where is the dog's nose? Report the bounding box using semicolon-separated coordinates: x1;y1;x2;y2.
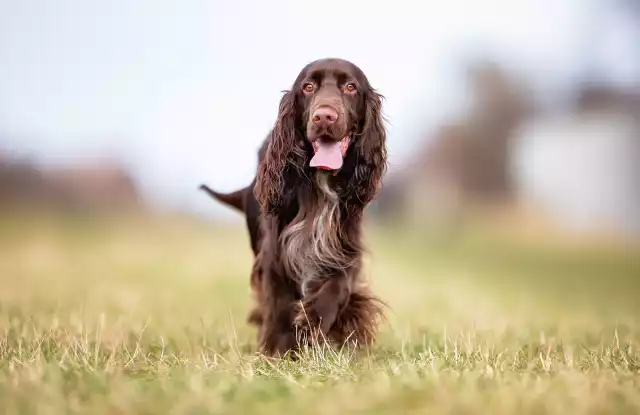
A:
312;107;338;126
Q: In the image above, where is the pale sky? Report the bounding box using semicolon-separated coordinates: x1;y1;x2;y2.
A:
0;0;636;218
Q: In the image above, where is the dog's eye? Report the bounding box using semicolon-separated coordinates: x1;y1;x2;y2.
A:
344;83;357;93
303;83;315;93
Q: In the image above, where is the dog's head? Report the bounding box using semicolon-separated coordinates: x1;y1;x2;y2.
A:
256;58;387;211
292;58;384;172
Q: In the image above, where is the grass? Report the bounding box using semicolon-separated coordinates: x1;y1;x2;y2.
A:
0;213;639;414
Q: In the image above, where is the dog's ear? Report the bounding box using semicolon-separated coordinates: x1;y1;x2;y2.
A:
254;90;304;213
348;89;387;206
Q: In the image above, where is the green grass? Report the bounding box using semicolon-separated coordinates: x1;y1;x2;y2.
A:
0;214;639;414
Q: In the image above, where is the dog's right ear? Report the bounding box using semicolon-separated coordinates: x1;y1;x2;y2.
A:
254;90;302;213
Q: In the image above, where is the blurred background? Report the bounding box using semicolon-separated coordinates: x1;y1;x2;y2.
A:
1;3;640;412
1;0;639;240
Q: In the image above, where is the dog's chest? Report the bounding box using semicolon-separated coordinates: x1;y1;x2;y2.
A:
279;176;347;292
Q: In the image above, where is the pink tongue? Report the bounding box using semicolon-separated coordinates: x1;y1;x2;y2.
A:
310;140;343;170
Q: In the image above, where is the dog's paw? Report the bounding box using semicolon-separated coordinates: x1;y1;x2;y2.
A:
327;290;385;348
247;307;263;327
292;299;323;345
293;299;318;328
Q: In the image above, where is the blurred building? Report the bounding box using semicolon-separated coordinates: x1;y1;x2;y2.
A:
0;154;142;214
42;160;142;214
512;87;640;237
376;66;640;239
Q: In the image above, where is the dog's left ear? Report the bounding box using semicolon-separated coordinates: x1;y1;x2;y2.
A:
349;89;388;206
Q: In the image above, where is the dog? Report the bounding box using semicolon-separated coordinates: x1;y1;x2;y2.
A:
201;58;388;357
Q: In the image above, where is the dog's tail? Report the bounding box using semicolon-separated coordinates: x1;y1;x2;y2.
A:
199;184;246;213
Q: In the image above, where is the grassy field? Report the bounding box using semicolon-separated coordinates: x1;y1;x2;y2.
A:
0;214;639;414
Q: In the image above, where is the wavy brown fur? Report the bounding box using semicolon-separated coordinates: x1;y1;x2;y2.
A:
202;58;388;357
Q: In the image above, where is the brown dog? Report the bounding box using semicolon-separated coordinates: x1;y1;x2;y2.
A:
201;58;387;357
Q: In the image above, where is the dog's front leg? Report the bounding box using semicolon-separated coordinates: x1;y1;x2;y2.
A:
294;276;351;342
258;264;300;357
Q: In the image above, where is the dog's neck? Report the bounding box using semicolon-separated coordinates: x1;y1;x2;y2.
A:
313;171;339;201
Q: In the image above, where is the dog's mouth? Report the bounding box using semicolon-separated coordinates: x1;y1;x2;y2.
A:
309;135;351;171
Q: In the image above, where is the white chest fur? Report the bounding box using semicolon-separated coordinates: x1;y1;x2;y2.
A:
279;174;350;297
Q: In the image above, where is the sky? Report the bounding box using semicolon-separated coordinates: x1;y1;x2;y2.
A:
0;0;637;218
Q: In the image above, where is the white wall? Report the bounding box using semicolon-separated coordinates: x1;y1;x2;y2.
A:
511;111;640;236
